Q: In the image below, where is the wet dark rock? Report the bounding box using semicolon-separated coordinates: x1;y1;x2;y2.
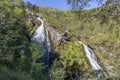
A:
29;19;41;26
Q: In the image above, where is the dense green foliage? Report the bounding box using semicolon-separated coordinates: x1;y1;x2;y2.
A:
58;41;89;79
0;0;120;80
0;0;48;80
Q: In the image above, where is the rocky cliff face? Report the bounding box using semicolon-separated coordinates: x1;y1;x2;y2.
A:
45;22;64;50
96;45;119;78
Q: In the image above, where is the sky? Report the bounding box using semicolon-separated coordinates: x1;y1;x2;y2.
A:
24;0;105;10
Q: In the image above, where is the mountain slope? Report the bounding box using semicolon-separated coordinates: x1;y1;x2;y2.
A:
38;4;120;77
0;0;120;79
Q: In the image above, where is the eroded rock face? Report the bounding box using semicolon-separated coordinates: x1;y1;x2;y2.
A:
44;22;65;51
97;46;118;77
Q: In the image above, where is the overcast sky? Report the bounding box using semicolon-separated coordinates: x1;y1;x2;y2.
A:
24;0;105;10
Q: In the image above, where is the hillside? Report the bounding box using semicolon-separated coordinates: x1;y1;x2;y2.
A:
0;0;120;80
38;4;120;77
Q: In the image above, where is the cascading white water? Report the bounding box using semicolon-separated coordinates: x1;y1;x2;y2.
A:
65;31;105;78
65;30;102;70
78;40;105;78
32;17;45;46
83;44;101;70
78;40;101;70
32;17;51;66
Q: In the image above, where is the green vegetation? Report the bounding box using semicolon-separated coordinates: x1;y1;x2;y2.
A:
0;0;48;80
49;60;66;80
0;0;120;80
58;41;89;79
38;4;120;78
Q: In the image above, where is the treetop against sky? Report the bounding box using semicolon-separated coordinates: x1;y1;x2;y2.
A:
24;0;106;10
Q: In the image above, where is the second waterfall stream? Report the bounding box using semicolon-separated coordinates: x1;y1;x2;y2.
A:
32;17;106;78
78;41;101;70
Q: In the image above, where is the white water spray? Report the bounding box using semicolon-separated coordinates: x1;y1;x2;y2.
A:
82;44;101;70
32;17;45;46
32;17;51;66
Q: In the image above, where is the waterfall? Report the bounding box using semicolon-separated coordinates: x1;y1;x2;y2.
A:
79;41;101;70
32;17;45;46
32;17;105;77
82;44;101;70
78;40;105;78
65;30;102;70
78;41;101;70
32;17;51;67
